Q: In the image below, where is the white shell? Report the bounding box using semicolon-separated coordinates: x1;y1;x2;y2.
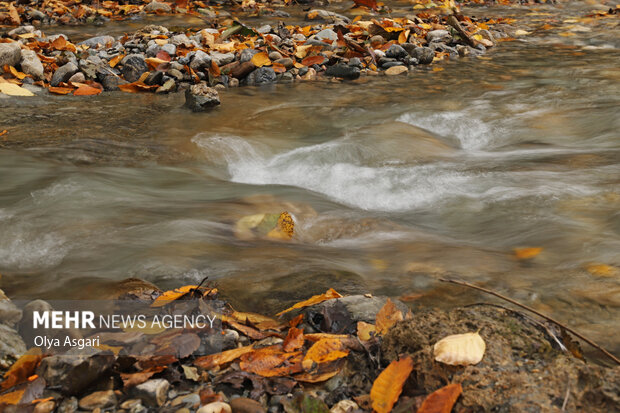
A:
433;332;486;366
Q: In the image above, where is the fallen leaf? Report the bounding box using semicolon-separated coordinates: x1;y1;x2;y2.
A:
73;85;102;96
301;55;326;66
240;347;303;377
370;356;414;413
514;247;543;260
272;62;286;73
417;383;462;413
151;285;207;307
48;86;75;95
230;311;284;331
357;321;376;341
251;52;271;67
121;366;166;388
375;298;403;335
8;66;27;80
0;83;34;96
109;54;125;68
0;389;25;405
283;327;305;352
302;338;349;370
1;349;43;391
586;264;618;277
266;212;295;240
276;288;342;316
182;364;200;381
433;332;485;366
194;345;255;370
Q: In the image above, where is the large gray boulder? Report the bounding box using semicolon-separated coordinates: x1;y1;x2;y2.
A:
20;49;44;80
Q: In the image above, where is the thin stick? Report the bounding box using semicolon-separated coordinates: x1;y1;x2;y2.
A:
438;278;620;366
561;379;570;412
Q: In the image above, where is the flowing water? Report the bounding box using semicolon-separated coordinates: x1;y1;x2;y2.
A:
1;1;619;360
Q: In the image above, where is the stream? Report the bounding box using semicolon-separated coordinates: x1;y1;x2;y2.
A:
1;1;619;359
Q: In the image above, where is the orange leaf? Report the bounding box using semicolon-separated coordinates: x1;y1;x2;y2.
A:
289;314;304;328
8;4;21;25
0;389;25;405
221;316;266;340
240;347;303;377
150;285;215;306
73;85;102;96
514;247;543;260
251;52;271;67
370;357;414;413
283;327;304;352
352;0;378;10
230;311;284;331
301;55;326;66
357;321;376;341
416;383;462;413
276;288;342;316
48;86;75;95
375;298;403;335
302;338;348;370
1;349;43;391
194;345;254;370
8;66;27;80
272;62;286;73
109;54;125;68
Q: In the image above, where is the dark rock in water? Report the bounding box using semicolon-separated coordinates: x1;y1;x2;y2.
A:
121;54;148;83
37;349;115;395
246;67;277;85
51;62;78;86
78;35;114;49
145;70;164;86
385;44;408;60
325;64;360;80
382;61;405;69
302;295;410;334
411;47;434;65
400;42;417;57
99;73;128;91
185;82;220;112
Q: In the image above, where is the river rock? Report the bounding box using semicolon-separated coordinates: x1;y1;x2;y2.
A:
305;9;350;24
239;48;259;63
385;65;408;76
0;324;26;369
56;397;78;413
385;44;408;60
211;52;235;66
314;29;338;43
325;64;360;80
50;62;78;86
156;78;176;93
79;35;115;49
37;348;115;395
268;51;283;61
427;29;452;43
33;400;55;413
19;49;44;80
144;0;172;12
246;67;276;85
230;397;266;413
132;378;169;407
171;393;201;408
185;82;220;111
79;390;117;410
302;295;410;334
198;402;232;413
0;289;21;326
0;42;22;69
275;57;294;69
161;43;176;56
190;50;211;71
121;54;148;83
410;47;434;65
8;25;35;38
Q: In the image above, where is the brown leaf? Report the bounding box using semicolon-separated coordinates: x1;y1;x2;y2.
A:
0;389;25;405
1;349;43;391
222;317;267;340
276;288;342;316
375;298;404;335
301;55;326;66
151;285;215;307
352;0;378;10
194;345;254;370
156;50;172;62
48;86;75;95
239;347;303;377
251;52;271;67
73;85;102;96
416;383;462;413
370;356;414;413
302;338;348;370
121;366;165;388
8;4;21;25
230;311;284;331
283;327;304;352
289;314;304;328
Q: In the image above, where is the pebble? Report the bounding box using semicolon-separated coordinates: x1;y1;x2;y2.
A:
330;400;358;413
79;35;115;49
370;35;386;47
314;29;338;43
190;50;212;71
156;78;176;93
230;397;266;413
268;51;283;61
67;72;86;83
275;57;294;69
305;9;350;24
385;44;408;60
121;54;148;83
78;390;117;410
324;64;360;80
385;65;408;75
56;397;78;413
50;62;78;86
171;393;201;408
34;400;55;413
198;402;233;413
246;67;276;85
132;378;170;407
411;47;435;65
211;52;235;66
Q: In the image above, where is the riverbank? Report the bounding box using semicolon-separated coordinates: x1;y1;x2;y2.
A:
1;280;619;412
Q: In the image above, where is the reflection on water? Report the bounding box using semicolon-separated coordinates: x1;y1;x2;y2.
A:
1;1;619;359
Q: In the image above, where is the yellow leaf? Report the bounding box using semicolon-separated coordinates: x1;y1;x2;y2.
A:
266;212;295;240
357;321;376;341
276;288;343;316
302;338;349;370
370;357;414;413
0;83;34;97
514;247;543;260
433;332;486;366
251;52;271;67
295;45;313;59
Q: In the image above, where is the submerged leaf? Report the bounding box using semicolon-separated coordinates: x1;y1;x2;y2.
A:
375;298;403;335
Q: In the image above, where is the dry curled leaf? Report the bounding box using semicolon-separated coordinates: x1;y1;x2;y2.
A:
194;345;254;370
417;383;462;413
376;298;404;335
433;332;485;366
276;288;342;316
370;356;414;413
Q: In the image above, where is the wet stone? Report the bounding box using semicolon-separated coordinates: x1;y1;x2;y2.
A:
246;67;277;85
19;49;44;80
275;58;294;69
385;44;408;60
185;82;220;112
78;390;117;410
79;35;115;49
239;49;259;63
324;64;360;80
121;54;148;83
427;29;452;43
50;62;78;86
144;0;172;12
411;47;435;65
190;50;212;71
